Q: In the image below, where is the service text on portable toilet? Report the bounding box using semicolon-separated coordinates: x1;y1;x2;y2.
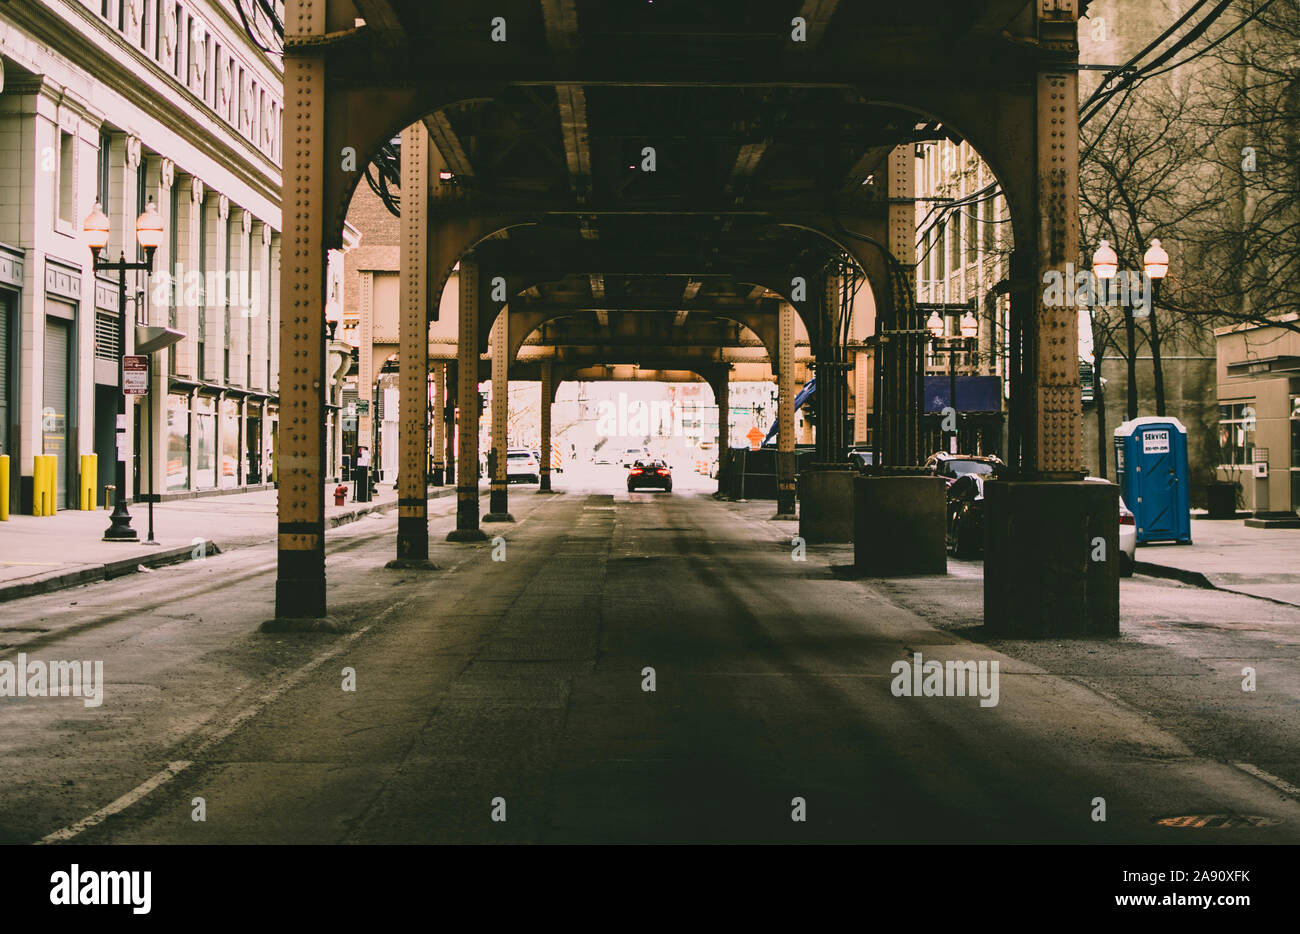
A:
1113;417;1192;545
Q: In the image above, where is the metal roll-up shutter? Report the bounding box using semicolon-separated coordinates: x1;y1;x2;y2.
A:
44;318;70;505
0;295;9;454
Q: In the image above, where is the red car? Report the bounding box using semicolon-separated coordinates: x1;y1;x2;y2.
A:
627;459;672;493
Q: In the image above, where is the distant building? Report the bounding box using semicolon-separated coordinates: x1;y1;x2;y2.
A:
0;0;313;513
1214;318;1300;516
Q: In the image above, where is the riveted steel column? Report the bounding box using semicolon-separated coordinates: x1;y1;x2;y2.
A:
272;0;327;620
485;311;513;521
448;259;486;541
1034;66;1086;478
887;145;920;466
431;362;446;484
774;302;796;517
393;123;431;564
1033;6;1083;478
444;359;456;486
715;371;729;494
539;362;554;492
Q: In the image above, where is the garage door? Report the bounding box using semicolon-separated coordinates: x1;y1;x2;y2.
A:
44;317;71;507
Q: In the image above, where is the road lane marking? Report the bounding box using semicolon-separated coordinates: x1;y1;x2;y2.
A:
34;600;410;845
1233;761;1300;799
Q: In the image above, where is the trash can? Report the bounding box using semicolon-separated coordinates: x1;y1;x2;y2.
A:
1205;481;1238;519
1114;417;1192;544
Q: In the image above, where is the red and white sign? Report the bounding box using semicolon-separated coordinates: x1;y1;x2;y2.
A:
123;355;150;395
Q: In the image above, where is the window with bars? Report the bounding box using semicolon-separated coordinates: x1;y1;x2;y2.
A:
95;310;121;360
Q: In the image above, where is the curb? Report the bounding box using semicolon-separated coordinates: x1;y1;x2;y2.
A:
0;540;221;605
1133;561;1215;590
1135;560;1300;609
0;487;459;604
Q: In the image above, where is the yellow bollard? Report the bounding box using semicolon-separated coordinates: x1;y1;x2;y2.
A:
104;484;115;512
31;455;48;516
80;454;97;510
42;455;58;516
0;454;8;521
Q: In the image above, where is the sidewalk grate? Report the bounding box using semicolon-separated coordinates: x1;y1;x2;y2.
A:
1153;814;1281;829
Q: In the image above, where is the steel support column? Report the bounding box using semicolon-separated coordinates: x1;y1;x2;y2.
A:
715;371;729;495
774;302;796;517
444;359;457;486
813;270;845;464
539;362;554;492
271;2;327;622
431;361;446;484
985;3;1115;637
447;258;487;541
485;311;513;522
393;122;431;564
1030;69;1083;477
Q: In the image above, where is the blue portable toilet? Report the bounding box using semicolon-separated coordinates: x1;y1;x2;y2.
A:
1113;417;1192;545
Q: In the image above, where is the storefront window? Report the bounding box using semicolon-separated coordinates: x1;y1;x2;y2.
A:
1218;403;1255;466
166;394;190;491
1291;396;1299;515
220;397;239;488
195;396;216;488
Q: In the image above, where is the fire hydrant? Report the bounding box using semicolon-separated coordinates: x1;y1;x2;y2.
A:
334;484;348;506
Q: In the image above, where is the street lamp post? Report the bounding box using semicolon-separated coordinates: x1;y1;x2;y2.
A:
1143;238;1169;305
927;310;979;453
84;199;162;542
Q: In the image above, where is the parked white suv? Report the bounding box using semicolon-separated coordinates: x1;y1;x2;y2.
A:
506;448;540;484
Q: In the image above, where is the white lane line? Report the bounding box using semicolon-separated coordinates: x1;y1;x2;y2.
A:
36;601;409;845
1233;761;1300;799
38;761;194;844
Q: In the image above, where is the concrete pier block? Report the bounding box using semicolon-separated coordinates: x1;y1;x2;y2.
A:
984;480;1119;637
853;476;947;576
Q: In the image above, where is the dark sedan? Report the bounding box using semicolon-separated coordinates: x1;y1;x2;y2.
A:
627;459;673;492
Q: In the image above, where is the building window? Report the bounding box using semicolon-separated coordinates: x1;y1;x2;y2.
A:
57;131;76;225
966;204;977;265
174;6;184;76
166;394;191;490
1218;403;1256;466
198;195;207;377
935;221;946;281
96;132;111;211
194;395;216;488
203;34;212;101
948;213;961;272
223;210;231;382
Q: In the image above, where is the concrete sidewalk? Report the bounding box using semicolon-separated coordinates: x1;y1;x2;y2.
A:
1136;517;1300;606
0;482;460;602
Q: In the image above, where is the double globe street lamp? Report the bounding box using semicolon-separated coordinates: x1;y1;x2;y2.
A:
1090;237;1169;305
927;309;979;452
84;198;163;541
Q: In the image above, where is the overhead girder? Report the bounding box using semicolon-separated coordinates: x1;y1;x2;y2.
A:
280;0;1087;625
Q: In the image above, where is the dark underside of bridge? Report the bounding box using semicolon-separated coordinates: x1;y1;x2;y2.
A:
320;0;1078;360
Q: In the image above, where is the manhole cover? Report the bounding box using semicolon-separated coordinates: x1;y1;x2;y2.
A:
1154;814;1282;829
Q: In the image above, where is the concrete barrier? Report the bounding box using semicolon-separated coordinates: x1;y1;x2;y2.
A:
853;475;947;576
798;467;856;543
984;480;1119;637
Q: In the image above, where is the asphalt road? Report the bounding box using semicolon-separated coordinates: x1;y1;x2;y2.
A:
4;468;1299;844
